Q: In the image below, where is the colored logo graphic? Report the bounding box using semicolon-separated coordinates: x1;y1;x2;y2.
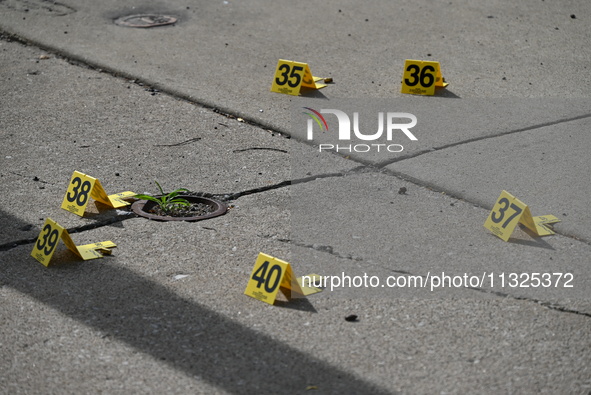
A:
302;107;328;132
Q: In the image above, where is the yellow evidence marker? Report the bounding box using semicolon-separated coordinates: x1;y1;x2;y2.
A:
61;171;136;216
483;190;560;242
401;59;448;96
244;252;323;305
31;218;117;266
270;59;327;96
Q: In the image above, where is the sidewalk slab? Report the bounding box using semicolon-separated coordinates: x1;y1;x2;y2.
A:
1;0;590;133
290;172;591;308
2;190;591;394
0;39;353;245
289;97;591;165
1;1;590;394
387;116;591;241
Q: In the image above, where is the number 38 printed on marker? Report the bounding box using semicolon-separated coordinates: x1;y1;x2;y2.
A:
66;176;92;207
61;171;97;215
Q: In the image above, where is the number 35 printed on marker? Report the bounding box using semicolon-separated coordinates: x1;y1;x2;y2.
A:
275;63;304;89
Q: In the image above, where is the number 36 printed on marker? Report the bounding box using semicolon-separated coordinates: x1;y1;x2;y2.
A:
404;63;435;88
401;60;445;95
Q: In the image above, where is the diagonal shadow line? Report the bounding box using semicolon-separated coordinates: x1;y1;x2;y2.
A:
2;256;395;395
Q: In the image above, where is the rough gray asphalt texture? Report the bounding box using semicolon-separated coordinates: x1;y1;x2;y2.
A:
1;0;590;394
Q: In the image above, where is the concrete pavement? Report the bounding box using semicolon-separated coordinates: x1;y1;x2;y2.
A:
1;0;590;393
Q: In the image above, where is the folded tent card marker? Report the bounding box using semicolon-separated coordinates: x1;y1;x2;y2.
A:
270;59;327;96
401;59;448;95
61;171;136;216
483;190;560;242
244;252;324;305
31;218;117;267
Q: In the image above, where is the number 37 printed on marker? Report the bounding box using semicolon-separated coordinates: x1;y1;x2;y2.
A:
483;190;560;242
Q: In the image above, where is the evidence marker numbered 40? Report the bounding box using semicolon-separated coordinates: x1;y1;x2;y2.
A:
244;252;323;305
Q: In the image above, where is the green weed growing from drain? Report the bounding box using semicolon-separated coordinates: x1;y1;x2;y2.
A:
134;181;191;215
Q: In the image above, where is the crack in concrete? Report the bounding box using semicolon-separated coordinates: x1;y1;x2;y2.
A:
274;236;591;319
2;32;589;315
374;112;591;168
0;171;353;251
232;147;288;154
0;214;133;252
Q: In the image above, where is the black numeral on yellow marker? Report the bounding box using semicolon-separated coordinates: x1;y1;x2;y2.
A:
404;64;435;88
490;197;523;228
251;260;283;293
275;64;304;88
66;176;92;207
36;223;59;256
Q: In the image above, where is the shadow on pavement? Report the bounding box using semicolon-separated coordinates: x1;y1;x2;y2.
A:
3;239;393;394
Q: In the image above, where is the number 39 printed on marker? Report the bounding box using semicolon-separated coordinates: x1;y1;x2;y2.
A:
31;218;65;266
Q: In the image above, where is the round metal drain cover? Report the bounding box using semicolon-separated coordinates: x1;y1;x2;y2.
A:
115;14;177;28
132;196;227;222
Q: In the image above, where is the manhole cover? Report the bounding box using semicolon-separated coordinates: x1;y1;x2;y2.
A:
132;196;227;222
115;14;177;28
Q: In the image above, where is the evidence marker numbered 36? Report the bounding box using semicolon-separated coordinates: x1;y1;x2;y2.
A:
401;59;448;95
